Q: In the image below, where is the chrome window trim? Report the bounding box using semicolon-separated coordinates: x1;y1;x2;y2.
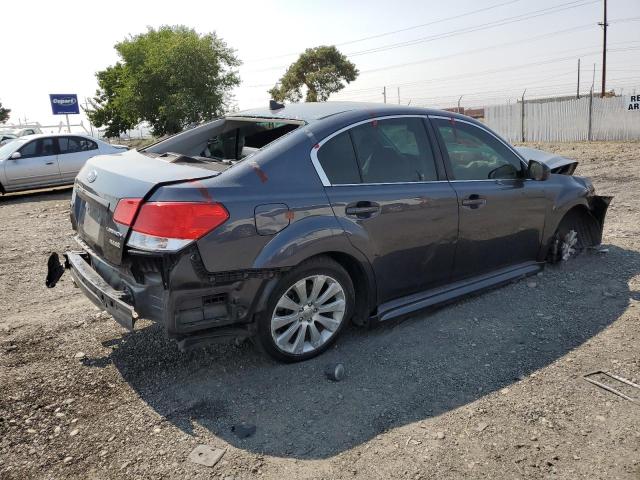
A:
326;180;446;187
428;114;529;170
309;114;445;187
309;113;530;187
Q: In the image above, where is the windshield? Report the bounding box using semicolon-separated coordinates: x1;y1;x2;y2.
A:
0;138;26;159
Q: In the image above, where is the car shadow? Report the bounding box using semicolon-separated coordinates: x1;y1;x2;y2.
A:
0;186;72;204
84;245;638;460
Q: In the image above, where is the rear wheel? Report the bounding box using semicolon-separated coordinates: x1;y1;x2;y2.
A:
256;256;354;362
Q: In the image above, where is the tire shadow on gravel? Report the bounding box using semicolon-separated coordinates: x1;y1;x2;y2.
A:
87;245;639;460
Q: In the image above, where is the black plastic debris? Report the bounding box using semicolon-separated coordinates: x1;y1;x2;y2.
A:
46;252;65;288
325;363;345;382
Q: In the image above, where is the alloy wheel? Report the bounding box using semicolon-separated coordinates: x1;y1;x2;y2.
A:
270;275;346;355
560;229;578;261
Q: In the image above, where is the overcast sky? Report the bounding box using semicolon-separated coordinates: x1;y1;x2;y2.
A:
1;0;639;131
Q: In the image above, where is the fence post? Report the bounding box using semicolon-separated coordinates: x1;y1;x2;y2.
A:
588;87;594;141
520;89;526;142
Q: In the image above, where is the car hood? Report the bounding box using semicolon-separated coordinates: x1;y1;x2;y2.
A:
516;147;578;175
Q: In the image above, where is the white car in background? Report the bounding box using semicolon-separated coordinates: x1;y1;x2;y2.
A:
0;133;17;145
0;127;43;145
0;133;128;194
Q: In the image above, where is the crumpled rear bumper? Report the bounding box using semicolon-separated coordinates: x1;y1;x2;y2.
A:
48;236;277;350
65;251;136;330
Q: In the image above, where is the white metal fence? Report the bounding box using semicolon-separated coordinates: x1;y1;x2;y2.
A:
484;96;640;142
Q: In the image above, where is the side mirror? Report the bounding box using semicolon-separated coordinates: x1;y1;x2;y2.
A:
527;159;550;181
9;151;21;160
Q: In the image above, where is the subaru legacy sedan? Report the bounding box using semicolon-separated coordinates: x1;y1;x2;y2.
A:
46;102;610;362
0;133;127;194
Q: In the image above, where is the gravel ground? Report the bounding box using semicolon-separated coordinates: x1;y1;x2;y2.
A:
1;141;639;479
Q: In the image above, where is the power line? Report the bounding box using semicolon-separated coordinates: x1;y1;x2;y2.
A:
242;0;599;73
243;0;524;63
357;23;596;75
332;52;640;105
345;0;598;57
332;44;640;97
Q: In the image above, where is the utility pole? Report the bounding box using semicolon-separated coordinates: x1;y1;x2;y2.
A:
457;95;463;113
383;86;387;104
521;89;526;142
577;58;581;99
599;0;608;97
397;87;401;105
83;98;95;137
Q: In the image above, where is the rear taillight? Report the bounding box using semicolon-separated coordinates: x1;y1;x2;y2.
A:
132;202;229;239
114;199;229;252
113;198;143;225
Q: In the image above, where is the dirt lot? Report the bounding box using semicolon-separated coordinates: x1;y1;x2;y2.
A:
1;141;639;479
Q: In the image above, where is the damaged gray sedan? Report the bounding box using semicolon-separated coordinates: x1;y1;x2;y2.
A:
47;102;611;362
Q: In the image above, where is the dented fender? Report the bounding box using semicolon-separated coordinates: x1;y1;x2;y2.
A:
538;176;612;260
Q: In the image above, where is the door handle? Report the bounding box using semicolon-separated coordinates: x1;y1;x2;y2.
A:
345;201;380;218
461;195;487;209
45;162;54;165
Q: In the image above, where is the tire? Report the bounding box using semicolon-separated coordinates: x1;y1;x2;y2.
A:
255;256;355;363
549;210;592;263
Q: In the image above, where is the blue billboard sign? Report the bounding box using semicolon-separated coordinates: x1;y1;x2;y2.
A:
49;94;80;115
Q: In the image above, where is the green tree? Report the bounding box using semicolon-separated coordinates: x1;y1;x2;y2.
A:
88;26;241;137
0;101;10;124
268;46;358;102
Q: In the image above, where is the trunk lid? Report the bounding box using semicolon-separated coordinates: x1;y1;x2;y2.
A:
71;149;222;265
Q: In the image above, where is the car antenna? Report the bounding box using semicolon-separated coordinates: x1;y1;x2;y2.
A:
269;100;285;110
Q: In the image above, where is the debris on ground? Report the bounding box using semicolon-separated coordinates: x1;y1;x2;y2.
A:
325;362;345;381
187;445;226;467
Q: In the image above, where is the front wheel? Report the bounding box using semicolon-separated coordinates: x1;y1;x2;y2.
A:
256;256;354;362
548;210;592;263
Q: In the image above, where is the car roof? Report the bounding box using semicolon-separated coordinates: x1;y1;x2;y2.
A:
17;133;97;141
230;101;465;123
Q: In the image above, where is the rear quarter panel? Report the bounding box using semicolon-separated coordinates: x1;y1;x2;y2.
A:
149;128;366;273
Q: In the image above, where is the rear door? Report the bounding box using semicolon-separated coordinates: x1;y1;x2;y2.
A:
314;116;459;304
57;136;100;183
4;138;60;189
430;116;547;280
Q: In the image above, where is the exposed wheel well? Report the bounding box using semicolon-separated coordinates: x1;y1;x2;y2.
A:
547;205;602;262
322;252;373;327
561;205;602;245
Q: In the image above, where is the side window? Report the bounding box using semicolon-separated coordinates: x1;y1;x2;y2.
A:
316;131;361;184
350;118;438;183
18;139;55;158
18;141;39;158
58;137;83;154
433;118;523;180
41;138;56;156
77;137;98;151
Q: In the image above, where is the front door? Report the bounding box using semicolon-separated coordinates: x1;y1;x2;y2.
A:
430;116;547;280
4;138;60;189
314;116;459;303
